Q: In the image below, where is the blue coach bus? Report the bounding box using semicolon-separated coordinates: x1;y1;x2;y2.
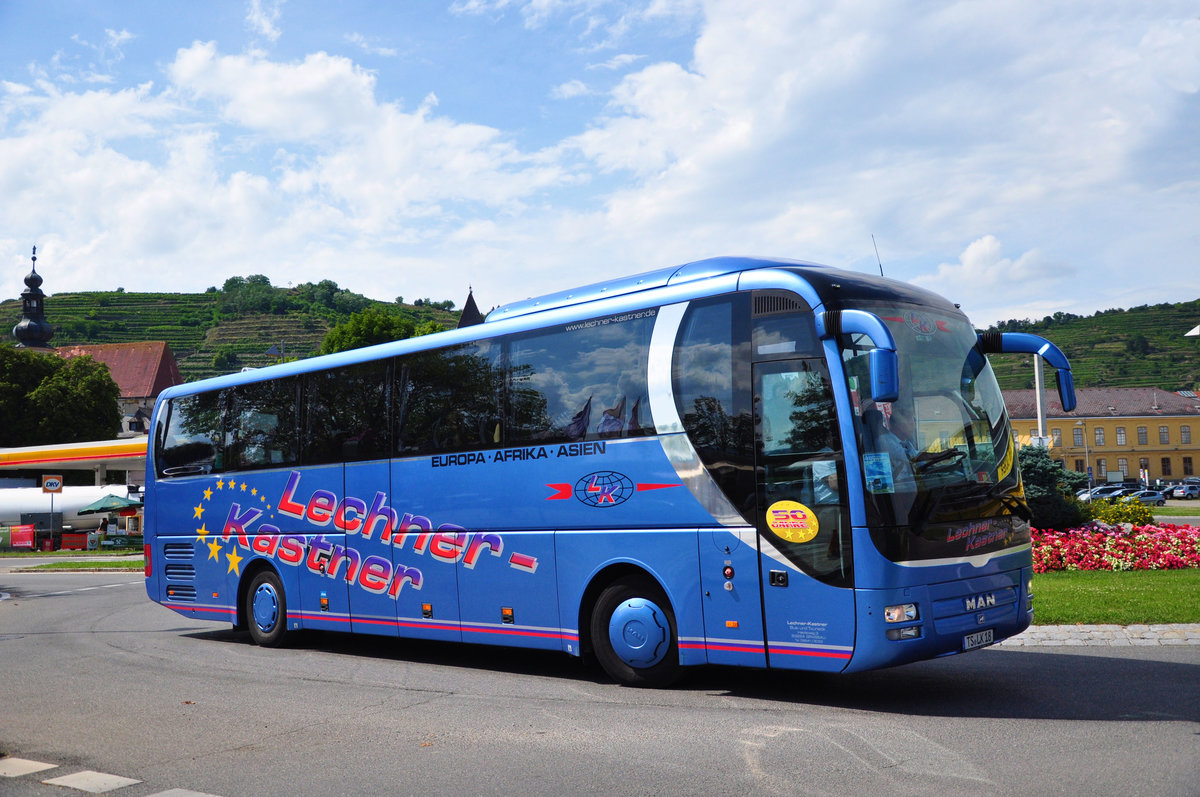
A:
144;256;1075;686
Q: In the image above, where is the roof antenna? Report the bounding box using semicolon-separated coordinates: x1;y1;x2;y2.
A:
871;234;884;277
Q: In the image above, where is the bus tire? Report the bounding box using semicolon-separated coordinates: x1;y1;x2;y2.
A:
590;577;680;688
245;570;287;647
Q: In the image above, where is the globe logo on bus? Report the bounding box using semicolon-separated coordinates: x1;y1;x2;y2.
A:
574;471;635;507
905;310;936;335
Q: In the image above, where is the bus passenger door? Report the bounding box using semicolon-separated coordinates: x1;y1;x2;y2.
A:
754;359;856;672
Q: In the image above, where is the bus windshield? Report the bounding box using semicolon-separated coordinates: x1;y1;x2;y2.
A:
840;301;1028;562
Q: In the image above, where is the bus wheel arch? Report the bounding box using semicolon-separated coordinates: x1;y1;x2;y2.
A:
239;562;289;647
583;566;681;688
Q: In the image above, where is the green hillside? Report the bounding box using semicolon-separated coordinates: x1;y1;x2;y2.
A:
985;300;1200;392
6;278;1199;391
2;276;459;382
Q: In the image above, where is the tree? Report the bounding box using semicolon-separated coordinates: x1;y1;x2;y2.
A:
212;345;239;371
0;348;121;446
0;346;61;445
1126;335;1152;356
29;356;122;443
319;307;416;354
1017;445;1088;530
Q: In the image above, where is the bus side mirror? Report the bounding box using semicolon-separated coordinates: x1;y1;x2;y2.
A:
821;310;900;404
977;331;1077;412
869;348;899;403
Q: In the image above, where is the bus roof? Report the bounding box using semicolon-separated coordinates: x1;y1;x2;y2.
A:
486;256;822;323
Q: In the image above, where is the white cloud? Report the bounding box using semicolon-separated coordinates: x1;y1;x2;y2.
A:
106;29;135;49
344;33;398;58
587;53;644;70
246;0;285;43
2;0;1198;327
551;79;591;99
168;43;378;141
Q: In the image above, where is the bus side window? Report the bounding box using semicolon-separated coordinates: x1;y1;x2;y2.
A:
507;309;656;445
752;290;819;359
674;294;754;519
226;378;300;471
157;391;223;477
304;361;391;465
397;341;504;456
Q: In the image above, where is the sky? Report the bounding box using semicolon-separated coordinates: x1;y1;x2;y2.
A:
1;0;1197;328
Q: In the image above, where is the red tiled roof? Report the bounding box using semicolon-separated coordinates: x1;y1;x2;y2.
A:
57;341;182;400
1003;387;1200;419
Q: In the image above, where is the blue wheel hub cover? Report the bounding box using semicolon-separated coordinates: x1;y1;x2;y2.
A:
252;582;279;631
608;597;668;667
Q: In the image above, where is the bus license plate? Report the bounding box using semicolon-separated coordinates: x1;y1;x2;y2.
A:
963;629;994;651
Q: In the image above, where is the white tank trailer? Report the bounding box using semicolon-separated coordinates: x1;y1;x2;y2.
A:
0;485;133;530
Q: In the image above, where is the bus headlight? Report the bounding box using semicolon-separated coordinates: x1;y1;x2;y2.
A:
884;603;918;623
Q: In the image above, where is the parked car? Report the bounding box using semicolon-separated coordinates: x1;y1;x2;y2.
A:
1080;485;1128;502
1172;484;1200;499
1127;490;1167;506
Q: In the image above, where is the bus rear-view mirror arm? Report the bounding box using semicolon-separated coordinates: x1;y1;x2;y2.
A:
819;309;899;403
977;332;1077;412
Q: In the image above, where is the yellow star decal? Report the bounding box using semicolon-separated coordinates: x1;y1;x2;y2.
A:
226;548;243;575
251;487;258;496
207;539;222;561
240;482;247;492
216;479;225;490
193;504;204;520
196;523;209;542
203;487;213;501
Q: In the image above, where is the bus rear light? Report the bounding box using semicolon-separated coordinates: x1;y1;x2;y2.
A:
884;603;918;623
144;544;151;577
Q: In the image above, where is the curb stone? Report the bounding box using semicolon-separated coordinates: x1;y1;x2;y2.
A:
999;623;1200;646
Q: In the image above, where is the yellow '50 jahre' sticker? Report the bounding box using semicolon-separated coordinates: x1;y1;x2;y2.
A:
766;500;819;543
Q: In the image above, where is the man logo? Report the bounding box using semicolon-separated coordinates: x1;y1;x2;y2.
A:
964;593;997;612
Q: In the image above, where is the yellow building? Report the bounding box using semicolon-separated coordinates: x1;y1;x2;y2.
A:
1003;388;1200;484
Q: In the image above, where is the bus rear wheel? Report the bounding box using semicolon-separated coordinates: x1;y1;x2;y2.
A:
590;577;680;687
245;570;288;647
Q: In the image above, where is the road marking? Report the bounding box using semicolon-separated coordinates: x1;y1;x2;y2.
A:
0;755;229;796
17;581;142;599
43;770;141;792
0;757;57;777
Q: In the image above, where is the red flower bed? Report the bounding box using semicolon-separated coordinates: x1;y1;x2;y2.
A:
1032;523;1200;572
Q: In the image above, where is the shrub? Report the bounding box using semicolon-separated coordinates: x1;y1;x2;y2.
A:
1017;446;1089;530
1090;497;1155;526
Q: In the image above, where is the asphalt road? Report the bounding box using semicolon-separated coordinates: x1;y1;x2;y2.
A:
1;566;1198;796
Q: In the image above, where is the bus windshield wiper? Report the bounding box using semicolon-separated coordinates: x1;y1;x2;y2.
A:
914;448;966;472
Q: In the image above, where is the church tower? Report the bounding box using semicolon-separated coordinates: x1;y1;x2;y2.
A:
12;245;54;349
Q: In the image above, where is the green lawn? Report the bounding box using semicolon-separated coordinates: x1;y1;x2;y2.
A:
1152;505;1200;517
1033;569;1200;625
18;560;143;572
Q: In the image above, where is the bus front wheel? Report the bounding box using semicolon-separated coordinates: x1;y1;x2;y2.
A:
245;570;288;647
590;577;680;687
